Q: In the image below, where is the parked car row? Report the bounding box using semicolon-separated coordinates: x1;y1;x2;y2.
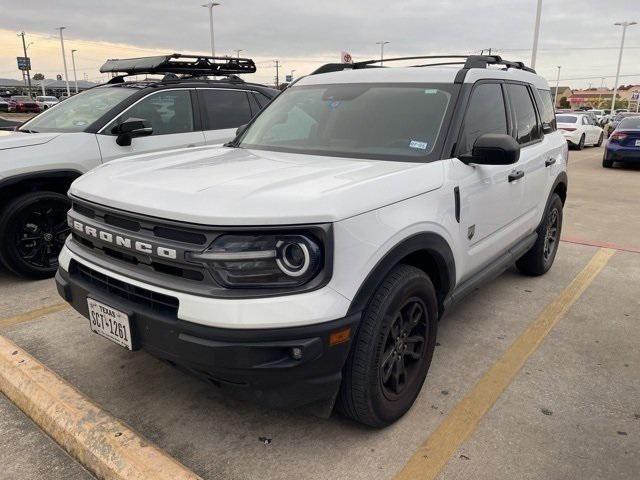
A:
5;95;41;113
603;115;640;168
555;112;604;149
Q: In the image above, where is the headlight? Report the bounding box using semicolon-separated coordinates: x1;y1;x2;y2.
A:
188;233;324;288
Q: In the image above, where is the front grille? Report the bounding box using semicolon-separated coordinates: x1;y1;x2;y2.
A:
70;260;179;316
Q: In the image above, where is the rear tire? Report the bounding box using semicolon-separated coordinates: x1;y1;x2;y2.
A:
337;265;438;427
516;193;563;276
602;158;613;168
0;191;71;279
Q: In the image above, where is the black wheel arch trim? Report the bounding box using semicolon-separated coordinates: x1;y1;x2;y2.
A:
550;171;568;205
346;232;456;316
0;169;84;192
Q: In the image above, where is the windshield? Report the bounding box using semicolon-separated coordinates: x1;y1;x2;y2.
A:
37;96;57;102
20;87;136;133
556;115;577;124
239;83;454;161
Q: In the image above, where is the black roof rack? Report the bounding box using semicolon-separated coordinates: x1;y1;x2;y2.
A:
100;53;256;82
310;54;536;76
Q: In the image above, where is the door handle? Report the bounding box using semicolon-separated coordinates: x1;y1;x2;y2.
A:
508;170;525;182
545;158;556;167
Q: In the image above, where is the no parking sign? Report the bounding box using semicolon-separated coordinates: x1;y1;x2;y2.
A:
341;51;353;64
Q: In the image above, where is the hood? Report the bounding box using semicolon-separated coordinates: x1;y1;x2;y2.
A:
0;130;61;150
71;146;444;225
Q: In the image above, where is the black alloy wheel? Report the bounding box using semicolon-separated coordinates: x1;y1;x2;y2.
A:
0;191;71;279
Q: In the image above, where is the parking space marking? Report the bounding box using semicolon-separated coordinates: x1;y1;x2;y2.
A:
0;335;202;480
394;247;616;480
0;302;71;329
561;236;640;254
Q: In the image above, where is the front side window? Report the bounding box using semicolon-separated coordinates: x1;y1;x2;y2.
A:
556;115;577;124
458;83;508;155
198;89;253;130
507;84;541;144
20;87;136;133
239;83;453;161
108;90;194;136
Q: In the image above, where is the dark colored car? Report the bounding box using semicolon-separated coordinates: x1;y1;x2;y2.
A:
8;96;41;113
603;116;640;168
605;112;640;137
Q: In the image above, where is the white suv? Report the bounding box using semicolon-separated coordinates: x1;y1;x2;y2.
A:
0;54;277;279
56;55;568;427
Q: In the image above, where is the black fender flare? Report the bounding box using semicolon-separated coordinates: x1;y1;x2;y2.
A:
0;169;83;191
551;171;568;203
346;232;456;316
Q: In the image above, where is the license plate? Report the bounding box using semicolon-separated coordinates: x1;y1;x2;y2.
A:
635;140;640;146
87;298;132;350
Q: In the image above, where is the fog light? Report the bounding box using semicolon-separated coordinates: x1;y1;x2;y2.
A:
290;347;303;360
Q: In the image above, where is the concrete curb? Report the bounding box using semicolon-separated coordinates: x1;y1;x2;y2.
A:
0;335;202;480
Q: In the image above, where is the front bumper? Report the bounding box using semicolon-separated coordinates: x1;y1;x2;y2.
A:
55;262;360;410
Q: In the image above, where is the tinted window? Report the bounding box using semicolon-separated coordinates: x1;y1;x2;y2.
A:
556;115;577;124
254;92;272;108
239;84;453;161
247;93;261;115
110;90;194;136
619;117;640;129
458;83;507;155
199;89;253;130
536;89;556;131
507;84;541;144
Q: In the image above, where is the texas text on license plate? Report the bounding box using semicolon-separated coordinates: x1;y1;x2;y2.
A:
87;298;133;350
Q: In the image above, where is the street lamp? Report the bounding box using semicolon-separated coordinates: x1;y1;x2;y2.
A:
71;49;79;94
611;21;637;112
56;27;71;96
201;1;221;58
553;65;561;108
290;69;296;80
530;0;543;69
376;41;390;66
233;49;243;59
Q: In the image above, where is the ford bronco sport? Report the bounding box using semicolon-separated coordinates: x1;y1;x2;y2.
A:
56;55;568;427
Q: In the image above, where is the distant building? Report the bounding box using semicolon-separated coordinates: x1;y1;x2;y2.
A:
617;85;640;102
0;78;98;98
568;88;614;109
550;86;572;107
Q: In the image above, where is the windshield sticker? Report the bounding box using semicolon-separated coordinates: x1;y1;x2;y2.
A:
424;89;439;94
409;140;428;150
327;100;341;110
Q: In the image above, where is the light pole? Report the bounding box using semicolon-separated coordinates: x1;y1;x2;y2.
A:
290;69;296;80
611;21;637;112
553;65;561;108
598;77;606;108
530;0;543;69
56;27;71;96
376;41;390;66
233;49;243;59
201;1;220;58
18;32;33;97
71;49;79;94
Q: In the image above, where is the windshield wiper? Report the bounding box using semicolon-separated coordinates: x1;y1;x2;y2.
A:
18;129;38;133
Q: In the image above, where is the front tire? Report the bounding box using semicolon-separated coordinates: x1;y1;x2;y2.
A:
0;191;71;279
516;193;563;276
337;265;438;427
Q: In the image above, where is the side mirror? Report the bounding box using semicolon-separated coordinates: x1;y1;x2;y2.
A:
114;117;153;146
541;122;554;134
459;133;521;166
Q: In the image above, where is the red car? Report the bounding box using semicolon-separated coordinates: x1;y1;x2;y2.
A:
7;96;41;113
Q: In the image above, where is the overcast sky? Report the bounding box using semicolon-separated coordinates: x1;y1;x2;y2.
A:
1;0;638;88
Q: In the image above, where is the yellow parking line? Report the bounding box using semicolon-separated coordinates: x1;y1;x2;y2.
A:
395;247;616;480
0;334;202;480
0;302;71;329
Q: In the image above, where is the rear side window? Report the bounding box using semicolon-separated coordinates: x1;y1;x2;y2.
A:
458;83;508;155
536;89;556;131
198;89;253;130
507;84;541;144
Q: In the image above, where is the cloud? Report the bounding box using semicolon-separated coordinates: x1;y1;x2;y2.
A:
1;0;638;88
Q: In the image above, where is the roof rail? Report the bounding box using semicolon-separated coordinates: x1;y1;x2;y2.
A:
100;53;256;80
310;54;535;76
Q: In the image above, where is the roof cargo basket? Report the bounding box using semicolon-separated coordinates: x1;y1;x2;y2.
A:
100;53;256;80
310;54;535;76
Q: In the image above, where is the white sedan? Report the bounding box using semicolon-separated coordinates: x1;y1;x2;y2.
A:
35;95;59;110
556;113;604;150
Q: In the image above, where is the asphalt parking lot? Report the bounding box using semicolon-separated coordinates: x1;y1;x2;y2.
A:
1;146;638;480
